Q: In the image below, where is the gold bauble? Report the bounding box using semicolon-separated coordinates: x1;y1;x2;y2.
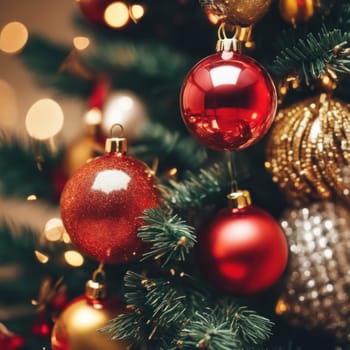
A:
200;0;272;26
265;94;350;206
277;202;350;342
63;135;104;178
279;0;315;25
51;294;129;350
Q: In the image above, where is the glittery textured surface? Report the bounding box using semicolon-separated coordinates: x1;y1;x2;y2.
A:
60;153;159;264
180;51;277;151
199;0;272;26
197;206;288;295
51;295;129;350
266;94;350;206
277;202;350;342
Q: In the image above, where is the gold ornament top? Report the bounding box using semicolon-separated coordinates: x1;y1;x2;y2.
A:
105;123;128;154
227;190;252;209
200;0;272;26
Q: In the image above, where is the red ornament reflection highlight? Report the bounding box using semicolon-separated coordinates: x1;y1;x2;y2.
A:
60;154;159;264
180;51;277;151
197;206;288;295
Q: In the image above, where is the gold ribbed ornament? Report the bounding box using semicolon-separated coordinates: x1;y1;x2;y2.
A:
199;0;272;26
265;94;350;206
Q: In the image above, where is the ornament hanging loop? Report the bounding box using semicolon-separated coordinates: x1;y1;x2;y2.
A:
110;123;125;138
216;23;252;53
86;263;107;300
105;123;128;154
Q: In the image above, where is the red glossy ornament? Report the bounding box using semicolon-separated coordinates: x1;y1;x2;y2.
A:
180;51;277;151
60;136;159;264
197;191;288;295
0;333;25;350
78;0;112;25
32;313;52;338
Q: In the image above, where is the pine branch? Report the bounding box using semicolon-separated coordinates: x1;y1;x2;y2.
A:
20;36;93;97
131;123;207;172
0;133;61;201
138;208;196;266
271;28;350;83
163;161;230;210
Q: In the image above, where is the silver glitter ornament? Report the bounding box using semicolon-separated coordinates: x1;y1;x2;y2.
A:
277;201;350;343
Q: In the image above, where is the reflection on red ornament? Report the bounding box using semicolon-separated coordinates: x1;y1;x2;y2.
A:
197;197;288;295
180;51;277;151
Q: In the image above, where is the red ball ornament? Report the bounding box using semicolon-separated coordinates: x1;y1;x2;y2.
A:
0;327;25;350
197;191;288;295
31;313;52;339
60;133;159;264
180;51;277;151
78;0;111;25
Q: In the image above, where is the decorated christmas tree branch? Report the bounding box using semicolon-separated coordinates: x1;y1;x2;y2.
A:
138;208;196;266
131;123;207;172
162;161;230;210
271;28;350;84
104;271;273;349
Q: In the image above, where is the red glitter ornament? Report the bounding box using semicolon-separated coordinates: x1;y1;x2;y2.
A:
60;132;159;264
197;191;288;295
180;51;277;151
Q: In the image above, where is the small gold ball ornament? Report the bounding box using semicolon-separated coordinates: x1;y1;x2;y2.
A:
265;93;350;206
51;279;130;350
200;0;272;26
279;0;315;25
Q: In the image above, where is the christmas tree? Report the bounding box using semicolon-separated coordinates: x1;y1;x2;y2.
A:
1;0;350;349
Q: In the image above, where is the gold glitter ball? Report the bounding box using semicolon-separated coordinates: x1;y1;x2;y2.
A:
265;94;350;206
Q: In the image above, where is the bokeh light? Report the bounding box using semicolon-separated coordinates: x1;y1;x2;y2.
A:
35;250;49;264
130;4;145;21
64;250;84;267
44;218;65;242
73;36;90;50
104;2;130;28
84;107;102;125
0;80;18;128
0;21;29;54
25;99;64;140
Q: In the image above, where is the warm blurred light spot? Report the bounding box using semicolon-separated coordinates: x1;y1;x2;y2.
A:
44;218;64;242
0;80;18;128
25;99;64;140
206;12;219;25
104;2;129;28
27;194;37;201
84;107;102;125
62;232;71;244
0;21;28;54
73;36;90;50
64;250;84;267
35;250;49;264
130;4;145;21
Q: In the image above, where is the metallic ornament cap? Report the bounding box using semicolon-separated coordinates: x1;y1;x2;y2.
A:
227;190;252;209
85;279;107;300
105;137;128;154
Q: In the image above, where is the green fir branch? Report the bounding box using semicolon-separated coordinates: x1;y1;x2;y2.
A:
0;133;60;201
131;123;207;172
138;208;196;266
271;28;350;83
163;161;230;210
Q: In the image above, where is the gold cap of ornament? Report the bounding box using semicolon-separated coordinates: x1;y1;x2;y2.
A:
216;24;252;53
105;124;128;154
85;264;107;300
227;190;252;209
